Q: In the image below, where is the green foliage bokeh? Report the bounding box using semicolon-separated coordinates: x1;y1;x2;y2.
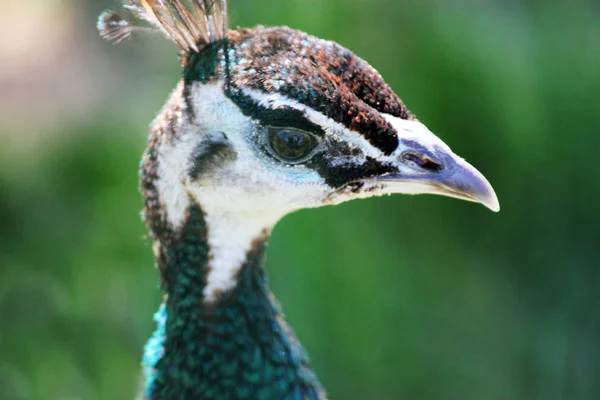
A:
1;1;599;399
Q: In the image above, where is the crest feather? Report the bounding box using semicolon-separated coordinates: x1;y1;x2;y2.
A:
98;0;228;52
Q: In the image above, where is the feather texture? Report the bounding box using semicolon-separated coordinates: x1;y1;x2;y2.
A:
98;0;228;52
97;11;152;44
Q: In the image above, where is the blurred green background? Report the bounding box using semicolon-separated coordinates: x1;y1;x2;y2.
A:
1;0;599;399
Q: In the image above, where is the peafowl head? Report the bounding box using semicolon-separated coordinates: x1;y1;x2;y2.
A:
100;1;499;302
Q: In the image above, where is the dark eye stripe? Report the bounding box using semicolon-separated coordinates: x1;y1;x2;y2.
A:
224;89;325;136
252;106;325;135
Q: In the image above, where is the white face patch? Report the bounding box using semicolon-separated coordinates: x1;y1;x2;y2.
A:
155;134;194;229
155;81;347;302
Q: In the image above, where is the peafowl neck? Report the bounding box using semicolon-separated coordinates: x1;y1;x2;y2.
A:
139;99;326;399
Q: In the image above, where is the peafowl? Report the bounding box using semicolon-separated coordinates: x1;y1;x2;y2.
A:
98;1;499;399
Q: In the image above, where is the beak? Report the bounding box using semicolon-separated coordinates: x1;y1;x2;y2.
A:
374;118;500;212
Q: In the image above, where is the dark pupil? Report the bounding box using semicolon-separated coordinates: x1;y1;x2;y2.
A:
268;128;314;161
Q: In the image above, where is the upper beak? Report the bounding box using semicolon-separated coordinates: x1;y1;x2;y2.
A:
376;140;500;212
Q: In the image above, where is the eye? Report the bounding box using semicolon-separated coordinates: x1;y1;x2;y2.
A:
267;127;317;163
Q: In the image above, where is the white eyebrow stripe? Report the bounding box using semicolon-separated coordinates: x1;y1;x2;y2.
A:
239;86;385;159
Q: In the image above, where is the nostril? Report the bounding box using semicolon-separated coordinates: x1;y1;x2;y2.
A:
402;153;443;172
420;157;443;172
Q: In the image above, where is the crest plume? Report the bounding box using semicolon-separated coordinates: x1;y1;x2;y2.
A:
98;0;228;52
